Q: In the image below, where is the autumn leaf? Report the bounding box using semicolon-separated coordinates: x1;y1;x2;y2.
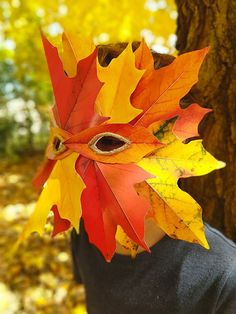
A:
76;156;152;261
19;176;60;243
132;48;209;127
33;159;56;192
61;29;95;77
41;32;104;133
65;123;162;164
20;153;85;243
115;226;139;258
95;43;144;123
51;205;71;237
134;39;154;70
172;103;212;141
35;33;104;190
136;122;225;247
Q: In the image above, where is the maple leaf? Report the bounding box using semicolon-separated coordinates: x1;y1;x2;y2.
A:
134;39;154;70
115;225;139;258
95;43;144;123
172;103;212;141
61;29;95;77
131;47;209;127
136;121;225;248
41;32;103;133
76;156;152;261
19;153;85;244
33;159;56;192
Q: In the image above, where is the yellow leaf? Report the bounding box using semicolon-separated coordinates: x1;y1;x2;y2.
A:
19;153;84;242
61;29;95;77
135;181;208;247
52;153;85;230
116;226;139;258
137;124;225;248
96;44;144;123
19;179;60;242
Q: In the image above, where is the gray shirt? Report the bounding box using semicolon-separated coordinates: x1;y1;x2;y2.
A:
71;223;236;314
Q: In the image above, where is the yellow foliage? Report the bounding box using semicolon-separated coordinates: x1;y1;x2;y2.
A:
137;123;225;247
1;0;177;92
19;153;85;243
96;44;144;123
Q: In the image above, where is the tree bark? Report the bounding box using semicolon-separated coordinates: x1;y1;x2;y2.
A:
175;0;236;241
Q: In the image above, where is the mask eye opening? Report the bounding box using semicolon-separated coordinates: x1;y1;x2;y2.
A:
52;135;66;154
89;132;131;155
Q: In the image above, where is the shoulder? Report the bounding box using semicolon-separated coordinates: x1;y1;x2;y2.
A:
204;223;236;268
169;224;236;312
180;224;236;275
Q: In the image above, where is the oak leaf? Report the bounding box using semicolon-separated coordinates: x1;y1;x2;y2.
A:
95;43;144;123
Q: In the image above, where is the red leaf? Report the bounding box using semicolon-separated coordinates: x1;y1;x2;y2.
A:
173;103;212;141
41;32;105;133
76;156;152;261
51;205;71;237
33;159;56;191
37;33;106;190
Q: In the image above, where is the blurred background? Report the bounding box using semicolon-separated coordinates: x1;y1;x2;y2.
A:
1;0;236;313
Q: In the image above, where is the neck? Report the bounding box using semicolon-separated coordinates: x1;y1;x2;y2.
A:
115;218;166;256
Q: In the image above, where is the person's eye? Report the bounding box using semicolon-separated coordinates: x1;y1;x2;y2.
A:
89;132;131;155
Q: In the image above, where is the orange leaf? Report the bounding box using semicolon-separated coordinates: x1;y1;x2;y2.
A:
172;103;212;141
132;48;209;127
134;39;154;70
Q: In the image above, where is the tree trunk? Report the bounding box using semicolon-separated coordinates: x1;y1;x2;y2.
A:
175;0;236;241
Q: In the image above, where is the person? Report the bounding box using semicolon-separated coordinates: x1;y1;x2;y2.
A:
70;43;236;314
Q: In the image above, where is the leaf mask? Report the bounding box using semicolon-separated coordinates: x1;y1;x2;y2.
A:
19;31;225;262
